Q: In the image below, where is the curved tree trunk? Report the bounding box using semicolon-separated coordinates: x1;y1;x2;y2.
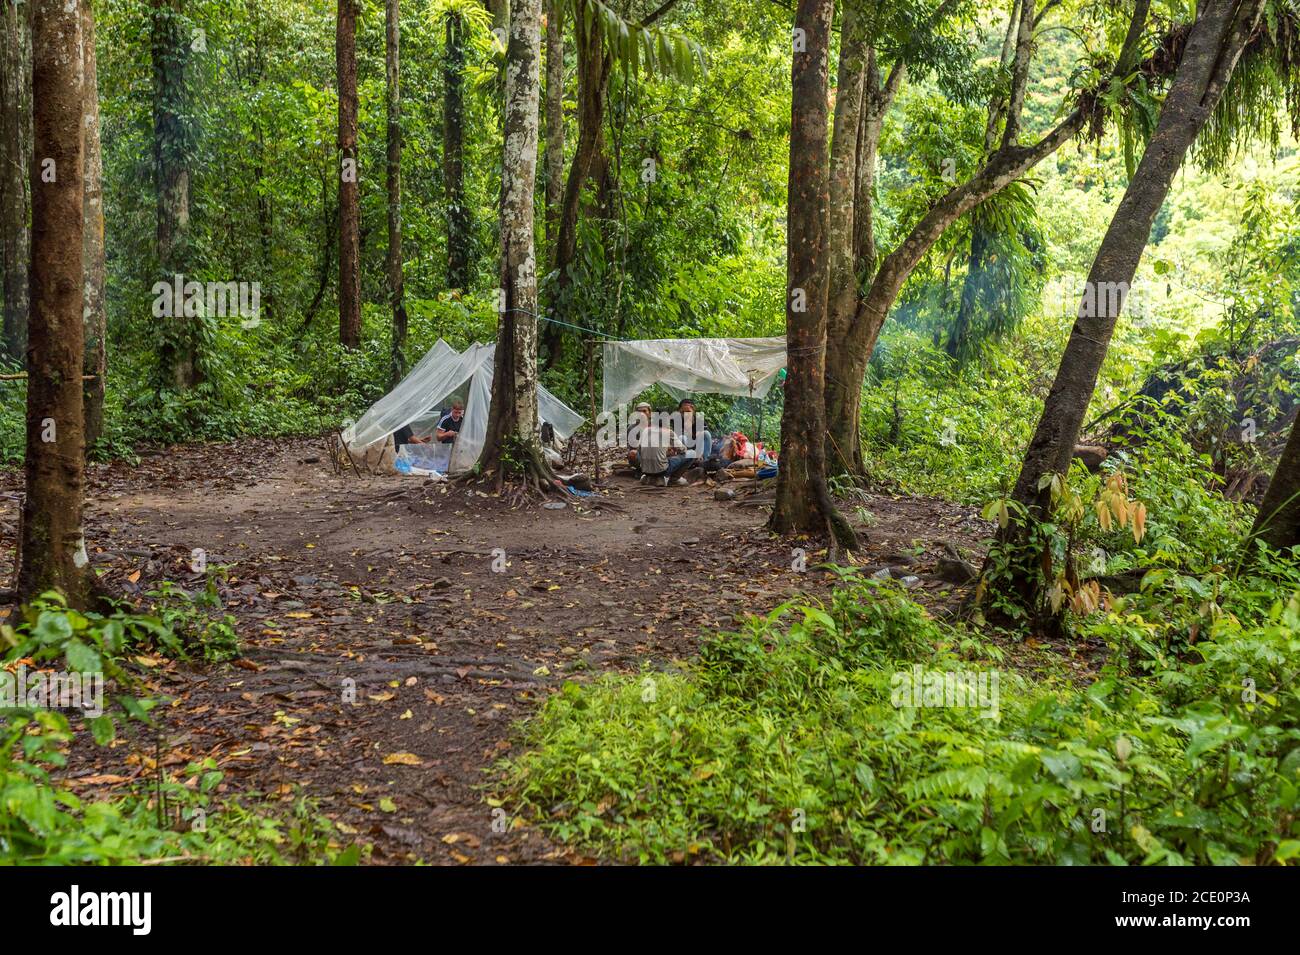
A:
0;0;31;365
337;0;361;349
824;48;898;477
82;0;106;449
444;10;472;291
823;96;1085;476
997;0;1265;606
386;0;407;386
820;0;1161;479
543;0;608;368
770;0;856;552
19;0;98;608
479;0;553;491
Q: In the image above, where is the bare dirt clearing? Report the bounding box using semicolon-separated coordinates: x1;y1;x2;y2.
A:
1;437;993;863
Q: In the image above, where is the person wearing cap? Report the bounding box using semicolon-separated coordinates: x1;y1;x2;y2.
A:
626;402;653;467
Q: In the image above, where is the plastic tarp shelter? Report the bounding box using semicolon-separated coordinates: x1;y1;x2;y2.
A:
341;339;584;475
601;337;787;412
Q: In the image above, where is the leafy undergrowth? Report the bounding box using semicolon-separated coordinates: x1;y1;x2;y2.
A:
1;593;361;865
498;577;1300;865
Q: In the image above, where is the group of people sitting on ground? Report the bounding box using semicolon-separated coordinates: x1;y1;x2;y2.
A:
625;397;772;486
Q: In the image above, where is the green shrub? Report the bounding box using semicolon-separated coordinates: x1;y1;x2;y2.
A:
499;577;1300;865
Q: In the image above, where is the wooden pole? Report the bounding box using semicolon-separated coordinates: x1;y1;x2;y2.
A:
586;337;600;480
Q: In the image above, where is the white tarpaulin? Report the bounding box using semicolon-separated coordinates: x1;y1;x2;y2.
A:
602;337;786;412
341;340;584;475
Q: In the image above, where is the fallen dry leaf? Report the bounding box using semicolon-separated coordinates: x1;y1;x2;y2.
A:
382;752;423;766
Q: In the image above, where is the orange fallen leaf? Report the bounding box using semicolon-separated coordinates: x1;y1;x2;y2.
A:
383;752;423;766
76;774;131;786
441;832;481;848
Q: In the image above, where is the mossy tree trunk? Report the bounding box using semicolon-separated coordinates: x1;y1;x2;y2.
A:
480;0;553;493
152;0;199;388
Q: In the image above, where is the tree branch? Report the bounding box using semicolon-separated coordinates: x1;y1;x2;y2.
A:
640;0;679;27
1000;0;1037;148
1033;0;1061;29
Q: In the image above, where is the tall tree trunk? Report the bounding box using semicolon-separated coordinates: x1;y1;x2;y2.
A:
444;11;473;291
480;0;552;489
486;0;510;33
824;47;902;476
1246;418;1300;557
543;0;565;260
337;0;361;349
542;0;608;366
251;7;273;321
19;0;97;607
824;3;867;474
0;0;31;364
998;0;1265;604
770;0;856;551
999;0;1036;149
386;0;407;386
82;0;106;450
824;10;874;478
152;0;197;389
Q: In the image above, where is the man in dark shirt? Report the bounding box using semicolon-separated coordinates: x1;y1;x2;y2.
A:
393;424;428;449
436;400;465;444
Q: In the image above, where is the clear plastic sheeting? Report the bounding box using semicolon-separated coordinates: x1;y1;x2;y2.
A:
341;340;584;475
396;441;452;475
602;337;786;412
342;340;481;450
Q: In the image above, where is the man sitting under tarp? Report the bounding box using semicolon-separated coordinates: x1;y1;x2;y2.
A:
391;400;463;476
638;413;690;486
435;400;465;444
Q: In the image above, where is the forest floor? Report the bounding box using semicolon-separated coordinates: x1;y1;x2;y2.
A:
1;437;1046;863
